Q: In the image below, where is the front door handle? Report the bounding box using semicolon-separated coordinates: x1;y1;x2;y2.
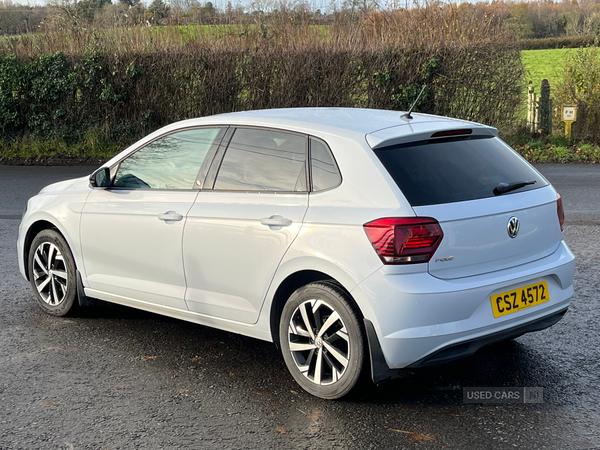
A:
158;211;183;222
260;215;292;227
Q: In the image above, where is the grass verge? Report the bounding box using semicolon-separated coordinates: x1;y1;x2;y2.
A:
513;136;600;163
0;139;121;165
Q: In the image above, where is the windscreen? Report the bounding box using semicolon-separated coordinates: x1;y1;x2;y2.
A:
373;136;548;206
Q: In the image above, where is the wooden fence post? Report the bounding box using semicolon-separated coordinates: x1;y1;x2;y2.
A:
540;79;551;135
528;86;538;134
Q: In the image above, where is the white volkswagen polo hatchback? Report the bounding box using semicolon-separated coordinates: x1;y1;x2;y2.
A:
18;108;575;399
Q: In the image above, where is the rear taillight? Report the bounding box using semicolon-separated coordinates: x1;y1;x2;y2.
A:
364;217;444;264
557;193;565;232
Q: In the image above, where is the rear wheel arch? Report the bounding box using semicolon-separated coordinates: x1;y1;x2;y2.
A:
278;280;369;399
269;270;363;347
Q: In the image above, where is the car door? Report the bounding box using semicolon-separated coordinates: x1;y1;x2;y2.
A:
80;127;225;310
183;127;309;323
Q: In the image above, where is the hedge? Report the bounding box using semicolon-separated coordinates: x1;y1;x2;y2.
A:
0;42;524;159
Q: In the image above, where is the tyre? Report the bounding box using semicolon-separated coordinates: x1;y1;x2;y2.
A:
28;229;78;317
279;281;367;399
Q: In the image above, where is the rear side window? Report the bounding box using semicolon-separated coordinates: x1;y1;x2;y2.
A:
310;138;341;192
374;136;547;206
214;128;307;192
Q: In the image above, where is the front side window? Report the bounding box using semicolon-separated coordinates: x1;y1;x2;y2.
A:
113;128;222;190
214;128;307;192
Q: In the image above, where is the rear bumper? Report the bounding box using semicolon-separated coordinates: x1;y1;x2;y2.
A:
354;240;575;379
407;307;567;368
365;307;568;383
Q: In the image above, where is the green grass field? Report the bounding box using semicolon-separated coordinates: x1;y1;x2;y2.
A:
521;48;573;90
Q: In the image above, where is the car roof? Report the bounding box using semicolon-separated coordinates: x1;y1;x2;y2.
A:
105;108;499;168
171;108;497;145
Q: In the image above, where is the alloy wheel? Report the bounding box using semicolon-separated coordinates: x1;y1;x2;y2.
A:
32;242;69;306
287;299;350;386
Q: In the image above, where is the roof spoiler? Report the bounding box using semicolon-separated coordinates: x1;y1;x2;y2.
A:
366;124;498;150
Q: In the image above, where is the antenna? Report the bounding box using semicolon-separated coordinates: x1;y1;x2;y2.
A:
401;85;427;120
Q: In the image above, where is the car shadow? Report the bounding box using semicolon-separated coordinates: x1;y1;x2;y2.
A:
70;302;565;407
354;338;565;406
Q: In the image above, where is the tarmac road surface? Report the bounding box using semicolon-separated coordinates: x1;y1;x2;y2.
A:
0;164;598;450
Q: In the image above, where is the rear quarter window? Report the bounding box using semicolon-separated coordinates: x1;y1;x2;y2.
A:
373;136;548;206
310;137;341;192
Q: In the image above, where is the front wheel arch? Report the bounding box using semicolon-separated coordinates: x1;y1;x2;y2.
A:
23;220;60;281
27;228;79;316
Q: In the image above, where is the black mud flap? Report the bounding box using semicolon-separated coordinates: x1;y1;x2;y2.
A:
364;319;400;385
77;270;99;307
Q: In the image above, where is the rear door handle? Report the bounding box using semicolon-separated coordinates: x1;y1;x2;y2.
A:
260;215;292;227
158;211;184;222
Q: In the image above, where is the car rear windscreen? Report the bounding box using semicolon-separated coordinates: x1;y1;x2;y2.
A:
373;136;548;206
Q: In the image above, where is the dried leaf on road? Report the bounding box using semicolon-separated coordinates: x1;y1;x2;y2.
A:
306;411;324;421
406;433;436;443
141;355;158;361
38;398;59;407
253;388;271;397
389;428;436;442
276;426;287;434
297;409;324;421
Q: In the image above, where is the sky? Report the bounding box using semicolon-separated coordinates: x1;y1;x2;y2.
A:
5;0;338;8
4;0;470;10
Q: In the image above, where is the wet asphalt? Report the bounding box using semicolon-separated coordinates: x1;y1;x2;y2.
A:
0;164;599;450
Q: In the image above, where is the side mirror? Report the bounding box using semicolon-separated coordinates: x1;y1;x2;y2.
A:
89;167;111;189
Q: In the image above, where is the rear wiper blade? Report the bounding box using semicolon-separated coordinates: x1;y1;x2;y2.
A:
493;180;536;196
